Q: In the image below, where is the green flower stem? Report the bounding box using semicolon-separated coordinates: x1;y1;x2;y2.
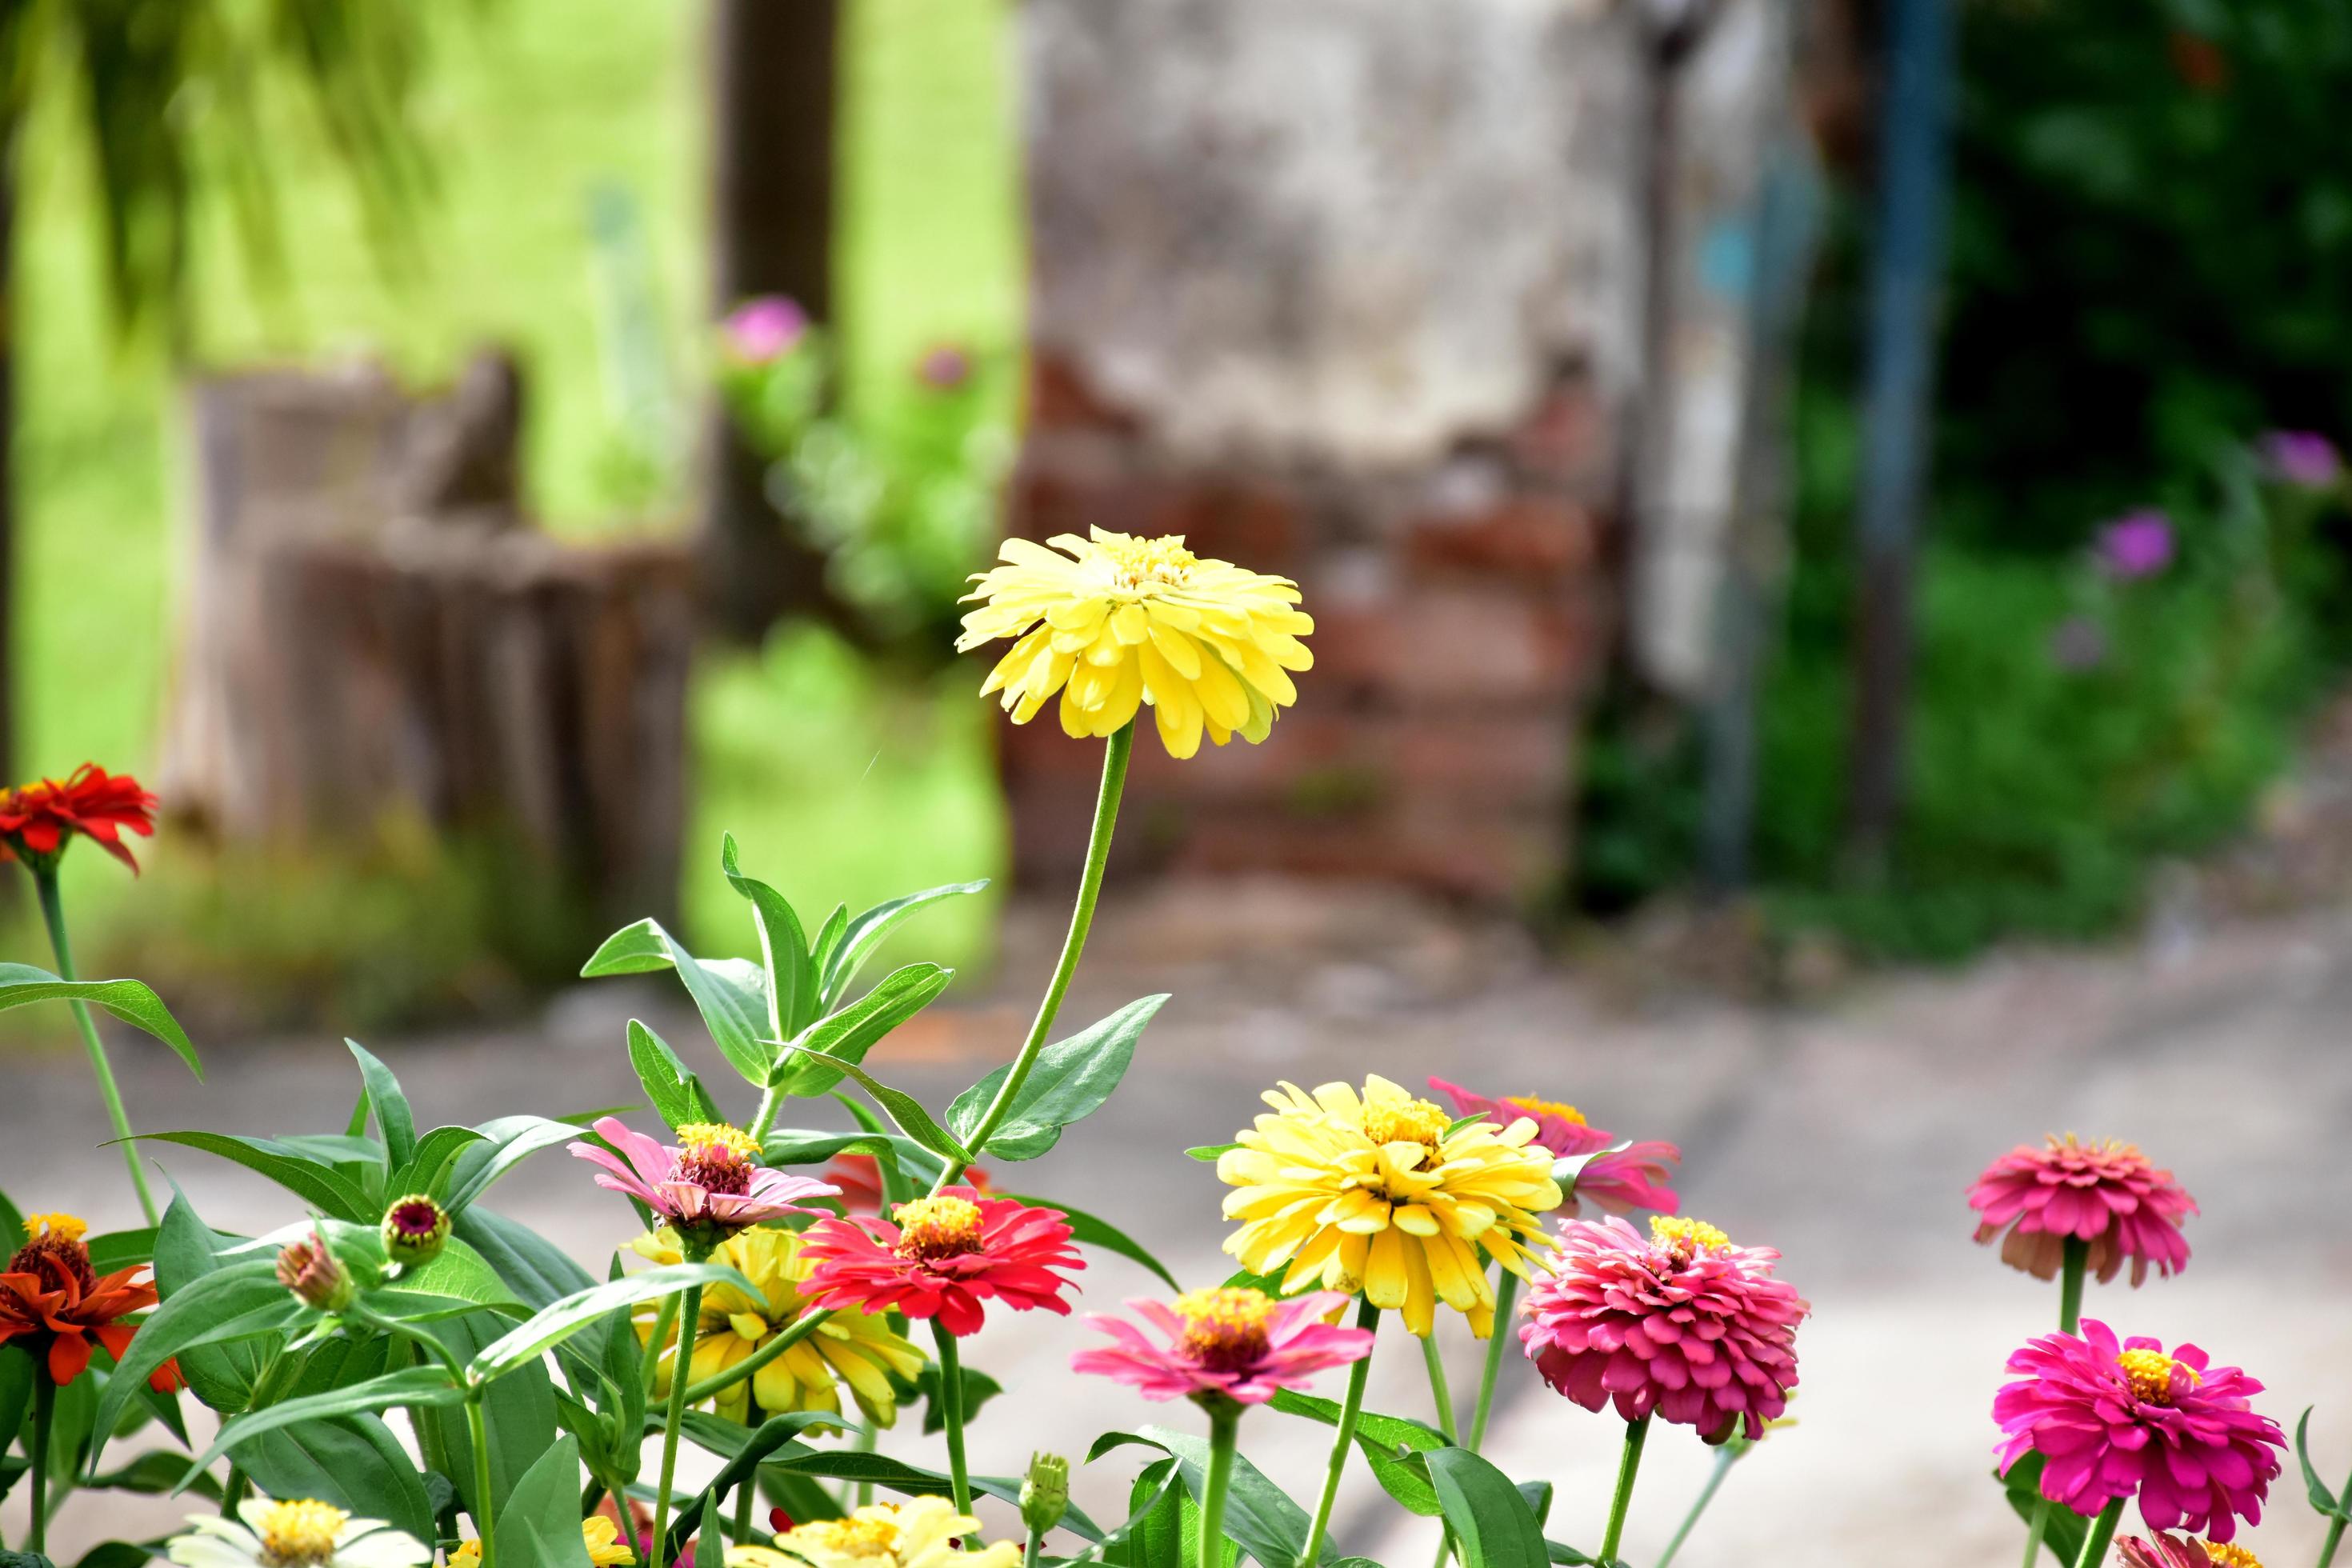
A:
935;722;1131;1191
644;1294;682;1402
466;1394;501;1568
2022;1238;2094;1567
748;1085;784;1143
220;1463;249;1517
1198;1400;1242;1568
1023;1532;1044;1568
1298;1301;1381;1568
2320;1453;2352;1568
933;1321;974;1512
29;1372;55;1554
734;1473;756;1542
35;865;158;1225
1422;1334;1462;1568
682;1306;834;1406
1652;1444;1737;1568
1596;1414;1651;1566
2072;1498;2123;1568
1466;1270;1519;1453
854;1418;878;1510
653;1282;706;1567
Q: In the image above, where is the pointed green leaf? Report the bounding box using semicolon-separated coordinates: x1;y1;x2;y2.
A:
770;962;954;1096
2298;1408;2350;1522
135;1131;374;1220
0;963;200;1078
345;1040;416;1171
183;1367;465;1484
90;1258;293;1460
947;995;1166;1160
1998;1455;2088;1564
582;918;771;1087
774;1046;970;1165
493;1434;596;1568
822;881;986;1010
1426;1447;1549;1568
626;1020;723;1134
392;1125;490;1202
446;1117;593;1215
721;834;816;1038
467;1263;751;1384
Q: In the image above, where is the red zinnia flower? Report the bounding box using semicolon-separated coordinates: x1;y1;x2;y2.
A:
1970;1135;2197;1286
1994;1321;2283;1544
0;1212;178;1387
0;764;159;873
798;1187;1082;1337
1429;1077;1682;1217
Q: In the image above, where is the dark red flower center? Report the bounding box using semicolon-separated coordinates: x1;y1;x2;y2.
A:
387;1199;442;1238
674;1124;759;1196
9;1234;96;1296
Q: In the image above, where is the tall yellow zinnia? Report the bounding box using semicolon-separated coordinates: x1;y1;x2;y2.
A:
956;528;1312;758
1218;1075;1564;1338
632;1226;923;1426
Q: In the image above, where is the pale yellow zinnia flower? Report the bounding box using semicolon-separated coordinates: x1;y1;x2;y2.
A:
750;1498;1020;1568
632;1226;924;1426
1218;1075;1564;1338
449;1519;633;1568
956;528;1312;758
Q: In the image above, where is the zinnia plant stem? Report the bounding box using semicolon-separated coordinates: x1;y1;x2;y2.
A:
2024;1238;2096;1566
29;1372;54;1554
1597;1414;1651;1566
933;1320;974;1511
734;1475;755;1542
1422;1334;1462;1568
2071;1498;2123;1568
1652;1444;1737;1568
644;1294;681;1402
652;1282;706;1567
1198;1401;1242;1568
1466;1270;1519;1453
1298;1301;1380;1568
747;1084;783;1144
2319;1496;2347;1568
937;722;1131;1190
35;865;158;1225
466;1394;500;1568
683;1306;834;1406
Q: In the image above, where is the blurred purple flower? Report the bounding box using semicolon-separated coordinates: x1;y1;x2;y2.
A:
2049;616;2107;672
2096;510;2174;580
2259;430;2341;488
723;296;807;363
917;343;973;390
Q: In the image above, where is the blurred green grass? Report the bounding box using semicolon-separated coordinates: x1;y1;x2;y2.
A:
10;0;1015;1000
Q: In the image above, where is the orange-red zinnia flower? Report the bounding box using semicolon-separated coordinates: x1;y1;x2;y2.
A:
0;764;159;873
0;1213;176;1386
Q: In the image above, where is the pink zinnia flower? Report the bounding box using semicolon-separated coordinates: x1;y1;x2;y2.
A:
1969;1134;2197;1286
1071;1287;1371;1405
798;1187;1082;1337
1994;1320;2283;1544
568;1119;835;1246
1428;1078;1681;1217
1521;1215;1806;1443
916;344;972;390
2118;1534;2266;1568
723;296;808;363
2259;430;2340;489
2097;510;2176;579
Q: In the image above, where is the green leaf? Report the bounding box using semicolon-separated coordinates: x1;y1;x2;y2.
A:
393;1238;526;1313
694;1495;726;1568
692;1409;843;1502
235;1414;435;1546
1998;1455;2089;1564
1096;1458;1186;1568
1183;1144;1239;1162
345;1040;417;1172
83;1448;226;1499
415;1311;560;1522
946;995;1166;1161
183;1367;465;1483
581;918;772;1088
0;1346;34;1453
152;1192;286;1414
2298;1408;2350;1522
137;1131;374;1221
722;834;817;1039
822;880;986;1009
494;1434;597;1568
467;1263;751;1384
1094;1426;1322;1568
1005;1194;1180;1291
392;1125;490;1202
770;962;954;1098
915;1360;1002;1436
810;904;850;986
90;1257;294;1461
774;1046;972;1164
1266;1389;1447;1517
82;1228;156;1276
1426;1447;1550;1568
457;1207;602;1311
446;1117;594;1215
0;963;201;1078
626;1019;723;1134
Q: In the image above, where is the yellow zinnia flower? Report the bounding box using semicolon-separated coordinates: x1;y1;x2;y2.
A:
751;1498;1019;1568
632;1226;924;1426
450;1518;632;1568
956;528;1312;758
1218;1075;1564;1338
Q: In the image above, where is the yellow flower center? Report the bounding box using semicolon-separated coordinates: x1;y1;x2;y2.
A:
1506;1096;1587;1126
2051;1133;2137;1158
256;1499;349;1567
1098;534;1198;594
10;1212;95;1293
2118;1349;2198;1405
1650;1216;1731;1262
1362;1097;1452;1154
23;1212;87;1243
1172;1286;1275;1372
796;1518;901;1559
678;1122;760;1159
675;1122;758;1195
893;1196;986;1261
2202;1545;2262;1568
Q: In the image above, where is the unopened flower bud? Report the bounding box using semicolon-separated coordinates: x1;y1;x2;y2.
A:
1019;1451;1070;1534
381;1194;451;1266
277;1226;357;1312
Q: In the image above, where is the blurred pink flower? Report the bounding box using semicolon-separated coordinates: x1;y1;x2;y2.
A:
568;1118;835;1242
1428;1078;1680;1216
2049;616;2108;672
1995;1320;2282;1544
1521;1215;1806;1443
2260;430;2341;489
1969;1134;2196;1286
2097;510;2175;580
724;296;808;363
1072;1286;1371;1405
917;344;973;390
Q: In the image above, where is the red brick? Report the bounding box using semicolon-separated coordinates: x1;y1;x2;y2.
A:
1406;495;1600;580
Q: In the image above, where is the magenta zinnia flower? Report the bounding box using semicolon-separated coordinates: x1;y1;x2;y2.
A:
569;1119;835;1246
2097;510;2176;579
1428;1078;1680;1217
1969;1134;2196;1286
2259;430;2340;489
1521;1215;1806;1443
797;1188;1082;1337
722;296;808;363
1994;1320;2284;1544
1071;1286;1371;1405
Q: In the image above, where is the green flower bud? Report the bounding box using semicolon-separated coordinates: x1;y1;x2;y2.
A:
1020;1451;1070;1535
276;1226;357;1313
382;1194;452;1266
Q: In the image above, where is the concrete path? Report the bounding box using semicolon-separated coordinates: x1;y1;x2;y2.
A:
5;879;2350;1566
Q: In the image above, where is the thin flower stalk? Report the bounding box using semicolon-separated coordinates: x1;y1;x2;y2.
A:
2022;1238;2093;1568
1297;1302;1380;1568
35;866;158;1223
1198;1400;1241;1568
651;1280;709;1567
1654;1445;1738;1568
1598;1414;1652;1566
1423;1334;1461;1568
1466;1268;1519;1452
2076;1499;2126;1568
932;1321;974;1512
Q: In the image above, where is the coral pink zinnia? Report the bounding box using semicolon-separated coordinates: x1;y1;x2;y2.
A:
1994;1320;2284;1544
1429;1077;1681;1216
1970;1135;2197;1286
2118;1534;2266;1568
0;764;159;873
1072;1286;1371;1405
1521;1215;1806;1443
797;1188;1082;1337
569;1120;836;1249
